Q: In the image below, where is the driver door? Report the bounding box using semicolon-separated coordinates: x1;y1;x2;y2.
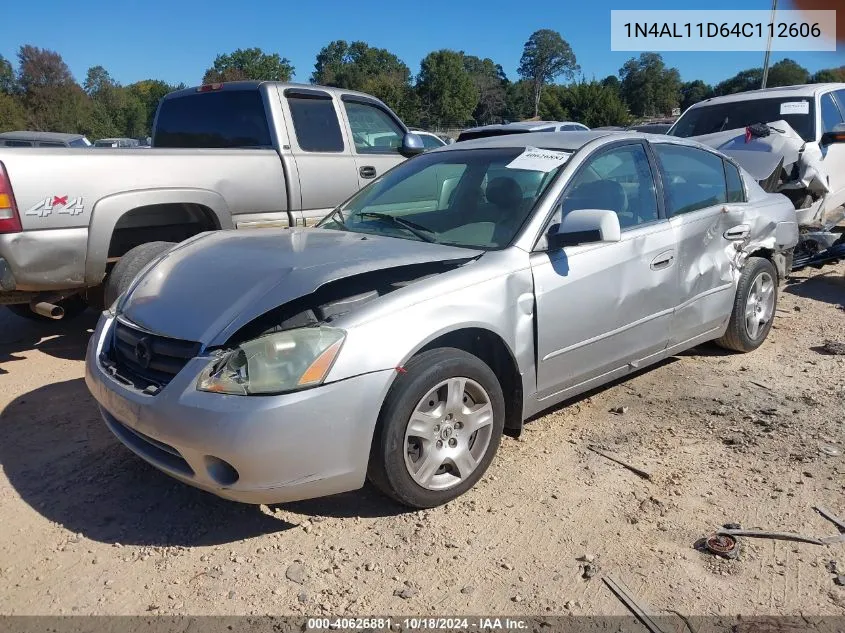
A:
530;142;677;402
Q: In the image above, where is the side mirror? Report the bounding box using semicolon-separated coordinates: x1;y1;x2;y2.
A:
548;209;621;249
821;122;845;146
399;132;425;157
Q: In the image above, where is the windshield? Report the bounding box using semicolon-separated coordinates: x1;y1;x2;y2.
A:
317;147;568;249
69;137;91;147
669;97;816;141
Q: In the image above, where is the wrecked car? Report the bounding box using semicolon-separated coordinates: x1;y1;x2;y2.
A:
84;131;798;509
668;84;845;269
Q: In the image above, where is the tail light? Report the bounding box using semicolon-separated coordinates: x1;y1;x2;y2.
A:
0;161;22;234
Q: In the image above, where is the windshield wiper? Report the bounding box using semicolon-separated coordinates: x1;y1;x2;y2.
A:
321;207;347;229
354;212;437;243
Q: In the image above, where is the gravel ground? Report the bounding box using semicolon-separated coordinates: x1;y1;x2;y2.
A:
0;261;844;618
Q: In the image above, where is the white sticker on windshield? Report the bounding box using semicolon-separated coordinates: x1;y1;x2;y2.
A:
780;101;810;115
506;146;572;172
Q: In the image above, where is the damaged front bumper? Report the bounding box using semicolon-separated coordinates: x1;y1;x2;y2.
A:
84;312;395;504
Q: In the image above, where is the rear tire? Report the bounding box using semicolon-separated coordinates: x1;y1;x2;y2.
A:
104;241;175;307
368;348;505;508
6;295;88;322
715;257;778;353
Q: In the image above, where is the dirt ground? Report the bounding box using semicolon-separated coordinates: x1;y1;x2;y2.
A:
0;262;844;619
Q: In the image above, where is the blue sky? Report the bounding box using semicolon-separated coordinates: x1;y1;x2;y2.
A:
2;0;842;87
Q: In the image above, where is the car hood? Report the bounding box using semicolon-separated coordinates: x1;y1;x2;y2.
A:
120;228;481;346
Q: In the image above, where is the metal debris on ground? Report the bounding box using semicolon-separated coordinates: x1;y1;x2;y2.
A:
716;528;826;546
819;341;845;356
602;574;668;633
702;533;740;559
836;576;845;587
610;406;629;415
586;444;652;480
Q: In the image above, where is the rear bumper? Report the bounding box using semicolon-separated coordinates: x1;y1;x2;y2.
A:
0;228;88;292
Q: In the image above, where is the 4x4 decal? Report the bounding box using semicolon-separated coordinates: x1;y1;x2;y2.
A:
25;195;85;217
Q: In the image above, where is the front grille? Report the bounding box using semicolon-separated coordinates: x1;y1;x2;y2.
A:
108;318;201;388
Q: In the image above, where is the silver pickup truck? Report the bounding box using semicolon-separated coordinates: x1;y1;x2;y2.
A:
0;81;423;320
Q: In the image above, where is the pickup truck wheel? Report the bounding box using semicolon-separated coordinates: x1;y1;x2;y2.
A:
7;295;88;322
715;256;778;353
104;242;175;307
368;348;505;508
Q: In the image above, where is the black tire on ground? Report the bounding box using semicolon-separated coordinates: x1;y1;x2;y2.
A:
367;347;505;508
715;256;778;353
104;241;175;307
6;294;88;322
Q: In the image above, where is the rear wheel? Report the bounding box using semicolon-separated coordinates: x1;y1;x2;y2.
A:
368;348;505;508
715;257;778;353
104;241;175;307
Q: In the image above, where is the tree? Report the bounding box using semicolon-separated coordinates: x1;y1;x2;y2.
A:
310;41;417;121
502;80;533;122
619;53;681;118
679;80;713;111
517;29;579;118
416;50;478;128
813;66;845;82
84;65;115;97
202;48;293;83
715;68;763;95
17;45;74;92
0;55;16;94
15;45;87;132
462;54;508;125
601;75;621;93
766;58;810;87
0;93;27;131
129;79;184;135
540;81;631;127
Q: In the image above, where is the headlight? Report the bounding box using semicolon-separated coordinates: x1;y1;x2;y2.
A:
197;327;345;395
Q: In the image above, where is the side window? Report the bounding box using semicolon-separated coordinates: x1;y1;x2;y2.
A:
724;161;746;203
653;144;727;216
5;140;33;147
561;144;659;229
835;90;845;118
287;96;344;152
38;142;64;147
344;101;403;154
821;93;844;134
420;134;443;149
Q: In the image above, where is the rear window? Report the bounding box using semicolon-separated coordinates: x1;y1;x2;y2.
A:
669;97;816;142
153;90;272;148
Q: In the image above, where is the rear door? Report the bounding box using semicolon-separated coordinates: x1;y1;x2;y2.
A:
280;88;361;226
822;90;845;211
339;96;407;187
652;142;739;348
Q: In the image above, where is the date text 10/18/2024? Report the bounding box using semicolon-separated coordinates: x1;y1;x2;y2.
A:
307;617;529;631
623;22;822;39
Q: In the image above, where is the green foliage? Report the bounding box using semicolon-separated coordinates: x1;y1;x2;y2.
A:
679;80;713;111
202;48;293;83
129;79;184;134
0;93;27;131
502;80;533;122
517;29;578;118
715;68;763;95
812;66;845;83
766;58;810;87
416;50;478;127
462;54;508;125
0;55;16;95
540;81;631;127
619;53;681;118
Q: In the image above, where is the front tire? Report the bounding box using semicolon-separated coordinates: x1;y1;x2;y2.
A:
368;348;505;508
104;241;175;307
715;256;778;353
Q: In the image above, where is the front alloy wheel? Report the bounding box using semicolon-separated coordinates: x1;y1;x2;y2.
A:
368;348;505;508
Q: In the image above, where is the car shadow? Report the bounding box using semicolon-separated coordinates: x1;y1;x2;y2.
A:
0;378;411;545
783;270;845;307
0;308;98;374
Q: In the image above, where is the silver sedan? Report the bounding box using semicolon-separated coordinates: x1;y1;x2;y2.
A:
85;131;799;508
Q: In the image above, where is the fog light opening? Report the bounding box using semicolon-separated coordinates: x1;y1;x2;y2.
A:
204;456;239;486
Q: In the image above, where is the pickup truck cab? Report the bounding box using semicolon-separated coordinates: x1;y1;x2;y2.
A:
0;131;92;148
0;81;422;320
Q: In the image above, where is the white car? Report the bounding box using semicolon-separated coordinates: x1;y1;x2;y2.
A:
458;121;589;142
668;83;845;267
409;129;448;150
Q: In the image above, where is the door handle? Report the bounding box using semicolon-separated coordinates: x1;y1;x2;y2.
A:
650;250;675;270
359;166;377;179
723;224;750;241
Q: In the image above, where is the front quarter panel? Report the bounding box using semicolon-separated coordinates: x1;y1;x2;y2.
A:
326;248;536;405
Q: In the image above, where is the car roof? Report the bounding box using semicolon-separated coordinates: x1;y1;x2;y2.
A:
462;121;586;134
165;81;394;105
689;83;845;108
444;130;634;152
0;131;86;141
